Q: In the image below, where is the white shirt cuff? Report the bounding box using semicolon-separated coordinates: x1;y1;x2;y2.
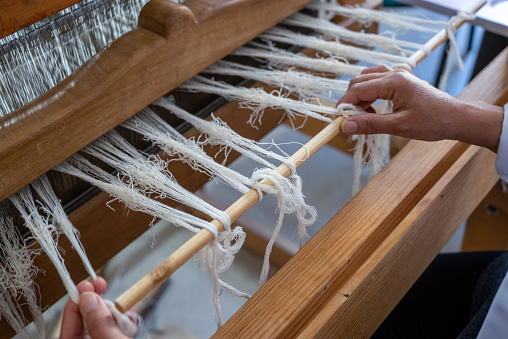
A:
495;103;508;182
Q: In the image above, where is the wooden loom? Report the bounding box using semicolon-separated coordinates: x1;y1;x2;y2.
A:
0;0;507;337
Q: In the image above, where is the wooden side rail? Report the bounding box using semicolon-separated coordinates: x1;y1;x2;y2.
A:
214;47;508;338
0;0;82;39
0;0;314;203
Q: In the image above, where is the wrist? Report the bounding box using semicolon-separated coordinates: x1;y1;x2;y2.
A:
452;101;504;152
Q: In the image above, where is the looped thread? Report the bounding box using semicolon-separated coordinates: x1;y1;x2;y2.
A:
250;168;317;285
393;62;414;72
440;9;476;89
337;103;366;117
104;300;139;337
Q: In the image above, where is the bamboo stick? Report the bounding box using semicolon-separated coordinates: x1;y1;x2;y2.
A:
114;0;486;313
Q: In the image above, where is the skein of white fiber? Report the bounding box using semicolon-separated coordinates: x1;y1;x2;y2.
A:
284;12;431;56
232;43;366;76
306;2;444;33
154;97;289;170
55;155;248;329
121;109;252;195
439;7;477;90
31;174;97;280
203;60;349;99
179;75;338;126
0;207;45;339
9;186;80;304
260;27;416;69
82;130;232;232
127;102;316;281
251;168;317;285
154;98;315;249
337;103;390;195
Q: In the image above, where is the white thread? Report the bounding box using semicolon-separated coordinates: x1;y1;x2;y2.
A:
307;2;445;33
9;186;80;304
121;109;252;194
179;75;338;126
55;154;221;237
232;43;366;76
250;168;317;285
204;60;349;99
439;8;477;90
154;97;298;175
31;174;97;280
284;12;429;55
82;130;232;233
104;300;139;337
0;0;149;117
261;27;416;69
0;208;44;338
337;103;389;194
55;155;248;328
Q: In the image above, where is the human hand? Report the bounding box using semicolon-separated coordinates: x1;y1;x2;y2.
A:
60;277;132;339
338;66;504;152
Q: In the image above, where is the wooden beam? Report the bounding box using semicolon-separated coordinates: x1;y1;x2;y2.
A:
0;0;314;203
213;47;508;338
0;0;82;39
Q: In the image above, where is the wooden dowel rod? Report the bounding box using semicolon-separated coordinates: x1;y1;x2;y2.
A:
115;116;345;312
115;0;487;313
358;0;486;111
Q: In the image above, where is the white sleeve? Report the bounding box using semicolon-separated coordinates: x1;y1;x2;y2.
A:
494;104;508;181
477;103;508;339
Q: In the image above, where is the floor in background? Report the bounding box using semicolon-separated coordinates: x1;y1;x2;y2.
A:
22;5;485;339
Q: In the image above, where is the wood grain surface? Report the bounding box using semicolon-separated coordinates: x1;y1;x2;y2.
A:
0;0;82;38
213;47;508;338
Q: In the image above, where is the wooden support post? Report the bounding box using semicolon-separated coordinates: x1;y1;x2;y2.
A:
462;181;508;251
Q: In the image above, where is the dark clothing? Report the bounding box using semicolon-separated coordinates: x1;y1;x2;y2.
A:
371;251;508;339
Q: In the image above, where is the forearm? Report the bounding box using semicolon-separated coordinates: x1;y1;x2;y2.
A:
450;101;504;152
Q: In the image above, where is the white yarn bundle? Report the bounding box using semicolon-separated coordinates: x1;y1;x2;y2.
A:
260;27;416;69
31;174;97;280
307;2;444;33
283;12;430;56
0;208;44;338
154;97;295;171
55;154;248;328
154;98;317;252
305;1;478;91
125;106;316;283
121;108;252;194
204;60;349;99
251;168;316;285
9;185;80;305
438;7;477;90
82;129;232;230
233;43;366;76
179;75;339;126
337;102;390;195
55;154;227;237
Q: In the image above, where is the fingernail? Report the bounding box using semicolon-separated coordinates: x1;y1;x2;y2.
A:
343;120;358;134
80;292;99;313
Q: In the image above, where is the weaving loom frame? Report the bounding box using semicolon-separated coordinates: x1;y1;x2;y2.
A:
0;0;507;337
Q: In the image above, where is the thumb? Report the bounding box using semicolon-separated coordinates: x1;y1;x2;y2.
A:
79;292;130;339
342;113;397;135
